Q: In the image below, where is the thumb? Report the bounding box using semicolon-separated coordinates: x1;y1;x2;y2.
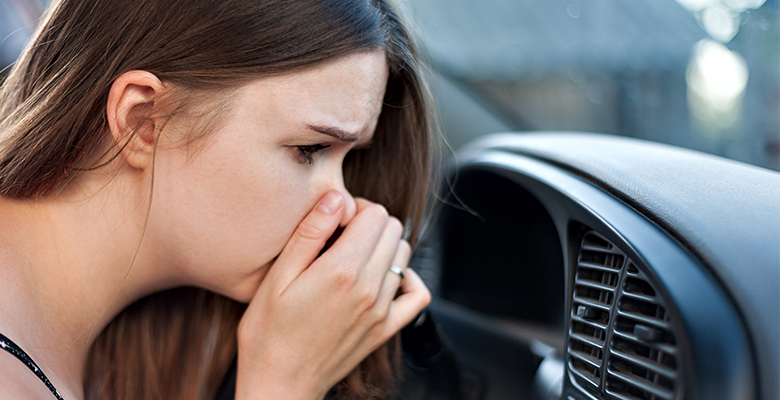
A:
264;191;344;294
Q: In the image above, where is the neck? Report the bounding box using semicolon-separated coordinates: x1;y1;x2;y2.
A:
0;170;176;399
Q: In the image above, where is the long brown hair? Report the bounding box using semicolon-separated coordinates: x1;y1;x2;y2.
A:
0;0;433;398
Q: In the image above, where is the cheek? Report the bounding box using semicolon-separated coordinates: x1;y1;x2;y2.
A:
148;139;318;290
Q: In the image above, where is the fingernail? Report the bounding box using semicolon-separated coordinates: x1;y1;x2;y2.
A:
317;192;343;215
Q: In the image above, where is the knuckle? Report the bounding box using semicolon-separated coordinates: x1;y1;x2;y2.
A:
368;308;386;327
397;240;412;258
420;286;432;307
367;203;389;222
354;198;372;210
356;287;378;310
387;216;403;235
333;267;359;289
295;219;325;241
373;301;390;321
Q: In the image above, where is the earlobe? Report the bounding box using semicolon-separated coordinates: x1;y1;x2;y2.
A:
106;70;166;170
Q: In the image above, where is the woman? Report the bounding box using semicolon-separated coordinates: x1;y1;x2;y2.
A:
0;0;433;399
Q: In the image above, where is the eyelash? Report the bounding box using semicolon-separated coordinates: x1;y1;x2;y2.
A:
296;144;331;164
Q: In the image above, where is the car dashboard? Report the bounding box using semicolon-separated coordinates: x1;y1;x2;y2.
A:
408;133;779;400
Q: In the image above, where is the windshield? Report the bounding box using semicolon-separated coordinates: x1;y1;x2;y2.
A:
412;0;779;171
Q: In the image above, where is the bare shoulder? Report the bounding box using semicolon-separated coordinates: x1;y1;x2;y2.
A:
0;349;54;399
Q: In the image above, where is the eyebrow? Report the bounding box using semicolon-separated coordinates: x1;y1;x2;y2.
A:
306;124;361;142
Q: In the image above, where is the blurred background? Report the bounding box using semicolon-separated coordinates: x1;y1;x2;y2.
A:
2;0;779;171
411;0;779;172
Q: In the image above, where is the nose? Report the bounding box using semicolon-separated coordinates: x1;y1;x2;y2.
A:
329;172;357;227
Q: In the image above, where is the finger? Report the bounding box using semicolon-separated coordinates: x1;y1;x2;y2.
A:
376;240;411;310
322;200;389;271
383;268;431;336
265;191;344;293
360;216;404;287
354;197;375;213
334;264;424;377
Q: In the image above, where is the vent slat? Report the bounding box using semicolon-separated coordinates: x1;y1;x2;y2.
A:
615;309;670;330
570;315;608;331
610;348;677;379
580;244;622;254
572;295;612;311
623;277;657;298
620;291;657;304
612;330;678;356
607;369;675;400
577;260;620;272
577;261;622;272
568;349;603;370
578;250;624;270
575;280;617;292
569;361;600;387
601;391;635;400
582;234;614;251
569;331;606;349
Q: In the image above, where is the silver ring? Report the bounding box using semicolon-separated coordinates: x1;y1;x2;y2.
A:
389;265;405;281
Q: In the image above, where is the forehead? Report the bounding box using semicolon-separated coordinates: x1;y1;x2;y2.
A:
238;50;389;140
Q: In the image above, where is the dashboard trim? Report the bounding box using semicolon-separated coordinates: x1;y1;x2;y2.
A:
449;148;754;400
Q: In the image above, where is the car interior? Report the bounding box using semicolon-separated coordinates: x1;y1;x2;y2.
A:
398;133;779;400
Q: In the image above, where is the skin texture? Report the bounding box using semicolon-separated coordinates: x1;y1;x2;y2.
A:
145;50;384;301
0;50;431;399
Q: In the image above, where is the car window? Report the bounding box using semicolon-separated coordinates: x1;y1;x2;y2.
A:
412;0;779;172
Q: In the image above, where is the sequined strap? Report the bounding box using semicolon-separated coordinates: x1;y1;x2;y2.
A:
0;333;64;400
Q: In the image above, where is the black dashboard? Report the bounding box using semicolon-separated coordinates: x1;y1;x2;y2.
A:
409;133;779;400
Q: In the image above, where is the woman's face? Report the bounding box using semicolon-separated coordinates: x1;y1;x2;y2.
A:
147;50;388;302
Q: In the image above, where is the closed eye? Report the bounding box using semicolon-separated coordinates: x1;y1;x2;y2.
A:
296;144;331;164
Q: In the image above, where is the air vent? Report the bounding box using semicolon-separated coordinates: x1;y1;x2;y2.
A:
605;262;679;400
569;231;681;400
568;232;625;389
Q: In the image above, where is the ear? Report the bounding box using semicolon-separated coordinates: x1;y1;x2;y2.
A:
106;70;166;171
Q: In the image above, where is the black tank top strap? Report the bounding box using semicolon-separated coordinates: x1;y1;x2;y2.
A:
0;333;64;400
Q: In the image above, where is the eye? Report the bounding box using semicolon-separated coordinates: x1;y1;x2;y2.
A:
296;144;331;165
